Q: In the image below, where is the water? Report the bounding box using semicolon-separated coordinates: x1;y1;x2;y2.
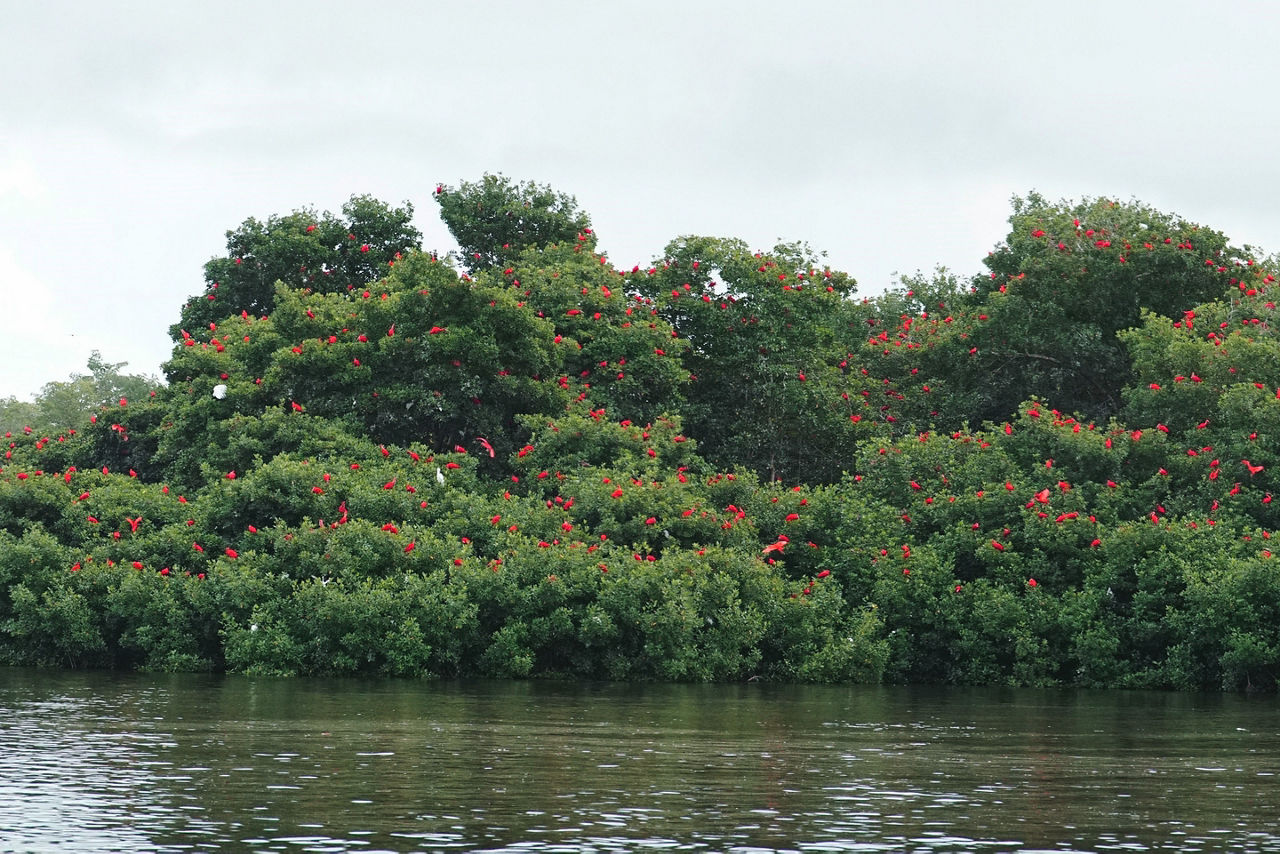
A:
1;670;1278;853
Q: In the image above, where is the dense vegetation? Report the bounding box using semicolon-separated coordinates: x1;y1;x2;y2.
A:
3;177;1279;691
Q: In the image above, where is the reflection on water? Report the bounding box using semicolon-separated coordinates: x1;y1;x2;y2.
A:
0;670;1278;853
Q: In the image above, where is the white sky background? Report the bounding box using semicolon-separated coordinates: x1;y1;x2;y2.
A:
3;0;1280;400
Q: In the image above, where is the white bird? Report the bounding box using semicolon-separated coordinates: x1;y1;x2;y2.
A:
212;384;227;400
436;466;445;485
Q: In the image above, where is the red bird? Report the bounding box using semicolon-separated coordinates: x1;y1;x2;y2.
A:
477;437;495;458
127;516;141;533
1244;460;1265;476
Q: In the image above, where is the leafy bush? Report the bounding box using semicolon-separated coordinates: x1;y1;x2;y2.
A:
4;182;1280;690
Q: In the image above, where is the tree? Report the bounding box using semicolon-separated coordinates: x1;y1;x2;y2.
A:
8;179;1280;691
639;235;873;483
0;397;40;435
962;193;1244;423
156;250;572;485
172;195;422;339
501;240;690;425
435;174;593;272
1;351;161;433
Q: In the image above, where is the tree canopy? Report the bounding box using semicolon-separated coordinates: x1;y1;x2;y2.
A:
435;173;593;272
0;351;160;434
2;182;1279;692
172;195;422;338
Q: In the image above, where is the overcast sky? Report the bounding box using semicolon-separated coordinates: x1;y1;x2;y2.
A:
3;1;1280;401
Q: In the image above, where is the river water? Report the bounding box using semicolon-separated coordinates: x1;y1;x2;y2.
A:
1;669;1278;853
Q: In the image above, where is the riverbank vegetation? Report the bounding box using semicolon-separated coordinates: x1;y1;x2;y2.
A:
3;176;1278;691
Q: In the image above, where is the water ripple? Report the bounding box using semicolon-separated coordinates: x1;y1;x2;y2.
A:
1;674;1279;853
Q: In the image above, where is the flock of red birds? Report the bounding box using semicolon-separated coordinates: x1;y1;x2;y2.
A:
3;201;1278;623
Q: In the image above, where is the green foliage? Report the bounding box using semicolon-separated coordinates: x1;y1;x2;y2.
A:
436;173;592;272
173;194;422;336
506;241;689;425
105;569;218;672
0;351;160;436
639;235;870;483
0;397;40;436
965;193;1242;423
6;179;1280;691
6;583;105;667
1167;552;1280;691
222;575;454;678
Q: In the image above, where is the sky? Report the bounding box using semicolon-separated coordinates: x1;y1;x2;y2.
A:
4;1;1280;401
